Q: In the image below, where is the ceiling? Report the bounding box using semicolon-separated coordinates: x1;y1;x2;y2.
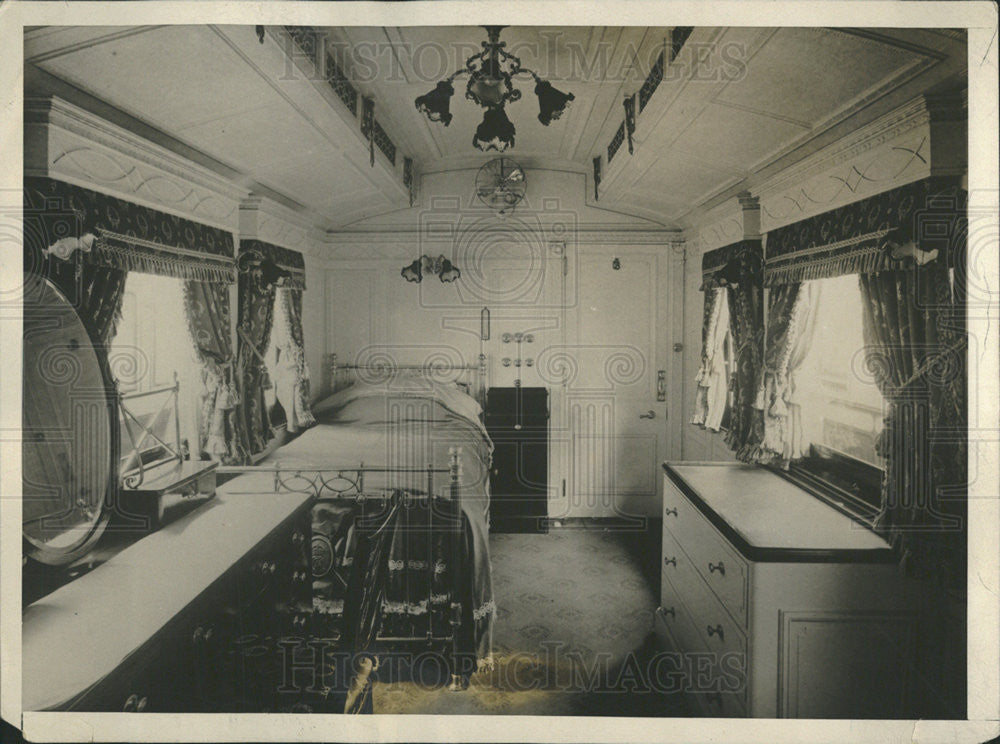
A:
24;25;967;231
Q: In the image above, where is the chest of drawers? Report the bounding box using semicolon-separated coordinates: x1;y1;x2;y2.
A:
655;462;919;718
23;490;320;713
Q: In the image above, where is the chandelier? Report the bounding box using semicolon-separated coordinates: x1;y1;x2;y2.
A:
414;26;574;152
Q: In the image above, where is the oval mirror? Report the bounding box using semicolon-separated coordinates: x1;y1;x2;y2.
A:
22;276;117;565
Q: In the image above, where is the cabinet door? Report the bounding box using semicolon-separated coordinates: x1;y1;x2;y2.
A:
779;611;917;718
489;436;548;533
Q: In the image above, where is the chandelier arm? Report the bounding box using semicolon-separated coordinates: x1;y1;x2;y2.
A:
512;67;542;82
446;67;472;83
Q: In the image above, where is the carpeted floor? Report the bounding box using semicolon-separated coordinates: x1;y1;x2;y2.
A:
372;521;690;716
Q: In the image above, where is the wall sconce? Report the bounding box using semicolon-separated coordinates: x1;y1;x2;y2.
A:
401;254;461;283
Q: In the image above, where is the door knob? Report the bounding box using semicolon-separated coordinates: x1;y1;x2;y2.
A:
639;410;655;419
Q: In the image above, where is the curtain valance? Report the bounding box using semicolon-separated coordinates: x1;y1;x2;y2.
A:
700;240;760;290
763;176;966;286
239;239;307;291
24;177;236;283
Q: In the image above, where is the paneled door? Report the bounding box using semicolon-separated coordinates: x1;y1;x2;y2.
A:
544;249;670;521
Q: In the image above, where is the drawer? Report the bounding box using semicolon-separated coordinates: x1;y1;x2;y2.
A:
655;582;748;717
662;572;749;716
663;479;749;628
660;528;708;612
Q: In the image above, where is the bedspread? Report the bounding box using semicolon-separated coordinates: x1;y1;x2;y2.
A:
220;384;495;670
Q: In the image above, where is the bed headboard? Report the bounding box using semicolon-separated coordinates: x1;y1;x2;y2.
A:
328;352;489;407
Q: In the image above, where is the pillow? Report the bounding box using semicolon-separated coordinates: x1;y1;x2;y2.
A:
312;374;482;422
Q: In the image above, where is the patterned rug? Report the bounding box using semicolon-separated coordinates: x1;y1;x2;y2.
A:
372;522;690;716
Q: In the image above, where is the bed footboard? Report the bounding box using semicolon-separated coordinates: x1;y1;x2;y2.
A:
217;447;471;698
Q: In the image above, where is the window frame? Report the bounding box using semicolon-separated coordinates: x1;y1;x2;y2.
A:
771;444;883;526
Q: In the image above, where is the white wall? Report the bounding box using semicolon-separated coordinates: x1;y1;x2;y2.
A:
318;167;685;518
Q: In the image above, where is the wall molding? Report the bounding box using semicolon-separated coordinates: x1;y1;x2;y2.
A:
25;96;248;230
755;93;966;232
321;227;682;257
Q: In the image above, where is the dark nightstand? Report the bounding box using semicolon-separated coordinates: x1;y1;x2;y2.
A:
485;387;548;534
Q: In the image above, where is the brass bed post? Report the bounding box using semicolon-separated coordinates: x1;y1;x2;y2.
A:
447;446;466;690
478;353;488;407
426;461;435;643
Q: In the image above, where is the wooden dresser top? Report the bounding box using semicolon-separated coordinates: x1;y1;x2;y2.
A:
664;462;892;561
22;488;313;712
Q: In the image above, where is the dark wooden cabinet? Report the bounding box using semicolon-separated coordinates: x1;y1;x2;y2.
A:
21;492;349;714
485;387;548;534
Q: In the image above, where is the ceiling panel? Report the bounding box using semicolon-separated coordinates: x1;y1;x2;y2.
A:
669;102;808;171
713;27;930;126
35;26;283;133
25;25;965;229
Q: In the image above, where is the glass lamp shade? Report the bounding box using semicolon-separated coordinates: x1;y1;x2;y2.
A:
401;258;423;283
438;257;461;282
473;107;516;152
415;81;455;125
535;80;575;125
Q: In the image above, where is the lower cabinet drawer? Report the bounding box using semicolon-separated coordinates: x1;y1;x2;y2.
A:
659;571;749;717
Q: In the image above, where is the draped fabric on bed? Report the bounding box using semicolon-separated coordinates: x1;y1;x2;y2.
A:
300;378;495;670
237;240;311;451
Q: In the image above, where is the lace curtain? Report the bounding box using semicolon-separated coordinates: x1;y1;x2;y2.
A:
272;288;317;432
690;287;730;431
749;282;822;465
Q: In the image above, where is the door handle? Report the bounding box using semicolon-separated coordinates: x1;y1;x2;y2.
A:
639;410;655;419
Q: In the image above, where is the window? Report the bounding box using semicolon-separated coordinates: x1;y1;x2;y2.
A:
795;274;885;467
783;274;886;516
110;273;203;470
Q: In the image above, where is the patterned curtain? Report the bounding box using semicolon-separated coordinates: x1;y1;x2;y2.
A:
274;288;317;432
22;180;134;348
237;267;277;455
749;281;821;465
859;260;966;587
24;177;236;282
720;242;765;460
183;280;250;464
690;287;730;431
31;254;128;348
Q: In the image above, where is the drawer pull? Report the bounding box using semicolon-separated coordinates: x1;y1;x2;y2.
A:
661;606;675;619
663;556;677;568
706;624;725;641
708;561;726;576
664;507;678;517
